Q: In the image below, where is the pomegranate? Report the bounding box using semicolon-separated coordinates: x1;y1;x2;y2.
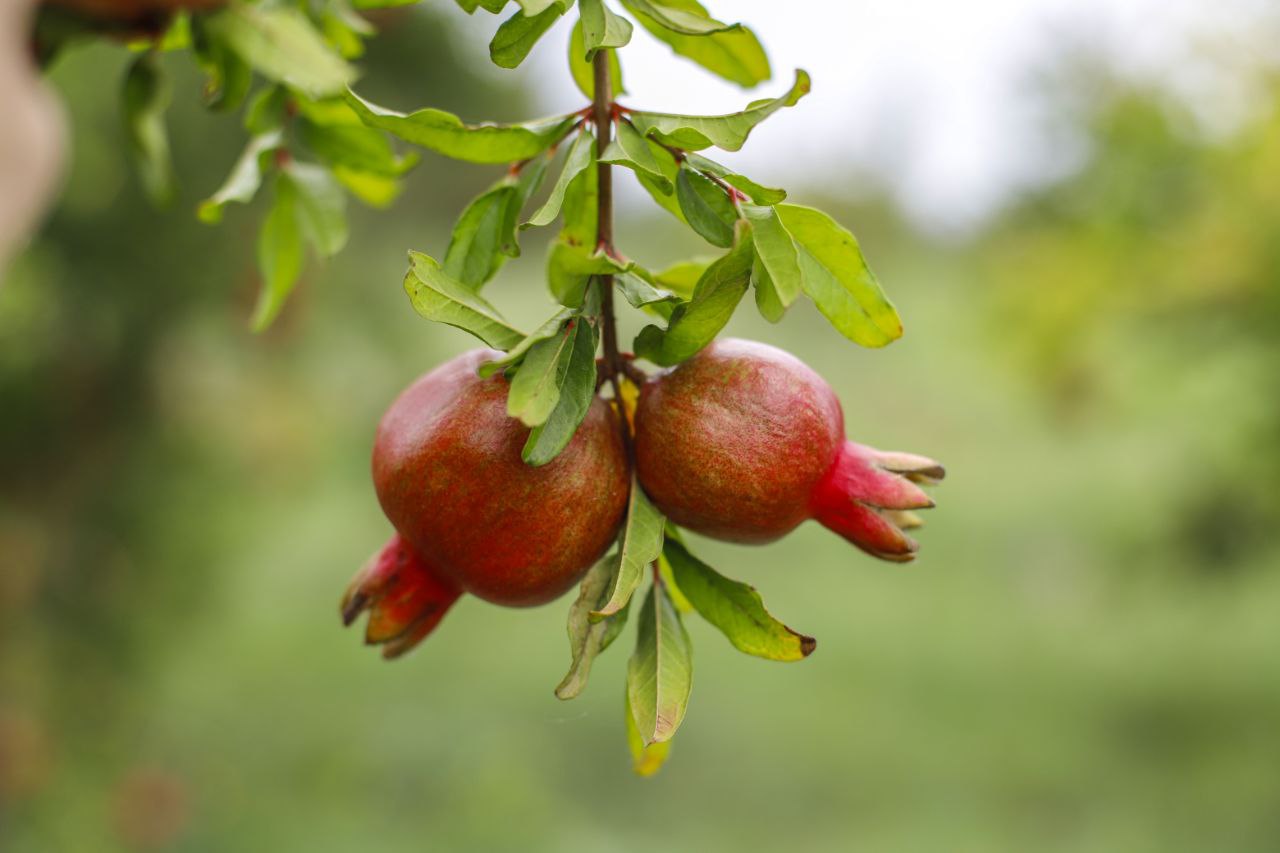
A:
342;349;630;657
634;338;943;561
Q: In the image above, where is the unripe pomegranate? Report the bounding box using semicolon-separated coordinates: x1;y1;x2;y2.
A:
634;339;943;561
342;349;630;657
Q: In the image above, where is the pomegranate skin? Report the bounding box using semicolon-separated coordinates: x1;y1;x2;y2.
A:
373;350;629;607
635;339;844;543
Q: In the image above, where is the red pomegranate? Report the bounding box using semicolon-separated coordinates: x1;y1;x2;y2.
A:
634;338;943;561
342;349;630;657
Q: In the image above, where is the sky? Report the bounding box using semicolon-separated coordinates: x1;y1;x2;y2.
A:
450;0;1276;232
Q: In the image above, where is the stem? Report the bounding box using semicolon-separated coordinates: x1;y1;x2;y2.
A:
592;50;621;382
590;49;638;462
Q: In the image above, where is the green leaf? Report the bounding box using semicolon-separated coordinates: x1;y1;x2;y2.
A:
555;555;631;700
190;15;252;112
663;537;815;662
444;187;511;289
320;0;375;59
601;119;671;193
624;0;735;34
546;242;630;308
559;150;598;245
522;318;598;465
579;0;633;58
244;85;289;134
252;173;304;332
507;320;578;426
478;308;576;377
517;0;573;13
198;131;284;224
617;271;681;320
775;203;902;347
525;130;595;229
675;164;737;248
403;251;526;348
569;19;624;99
635;227;753;365
646;258;708;299
620;138;683;223
621;0;768;88
498;155;550;256
629;69;810;152
625;684;672;775
743;203;801;310
299;115;420;178
627;584;693;745
751;255;784;323
444;159;547;290
593;480;665;618
204;5;356;99
122;53;176;207
455;0;509;11
285;161;348;257
345;90;576;164
686;152;785;204
330;168;401;207
490;4;565;69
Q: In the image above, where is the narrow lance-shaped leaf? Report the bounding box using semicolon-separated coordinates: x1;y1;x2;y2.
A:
686;152;785;205
629;69;810;152
743;203;801;309
625;684;672;776
635;225;754;366
620;0;769;88
199;131;284;223
751;255;784;324
507;320;577;427
490;4;565;69
403;251;526;349
203;5;356;99
569;18;623;99
555;555;631;700
345;90;577;164
775;203;903;347
675;163;737;248
522;317;598;465
122;52;176;207
478;308;575;377
252;173;304;332
579;0;633;57
525;129;595;229
593;481;665;618
601;119;671;193
663;538;815;662
627;584;693;745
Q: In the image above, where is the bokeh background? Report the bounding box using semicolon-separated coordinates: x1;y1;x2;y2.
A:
3;1;1280;850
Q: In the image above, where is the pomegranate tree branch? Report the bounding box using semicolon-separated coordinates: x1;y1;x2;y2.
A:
592;50;621;383
590;49;636;460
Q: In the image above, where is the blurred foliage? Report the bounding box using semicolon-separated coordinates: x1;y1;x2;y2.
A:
3;7;1280;853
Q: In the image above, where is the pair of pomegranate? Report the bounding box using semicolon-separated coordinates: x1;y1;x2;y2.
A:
342;339;944;658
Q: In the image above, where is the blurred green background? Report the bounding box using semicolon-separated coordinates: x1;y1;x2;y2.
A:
3;4;1280;852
